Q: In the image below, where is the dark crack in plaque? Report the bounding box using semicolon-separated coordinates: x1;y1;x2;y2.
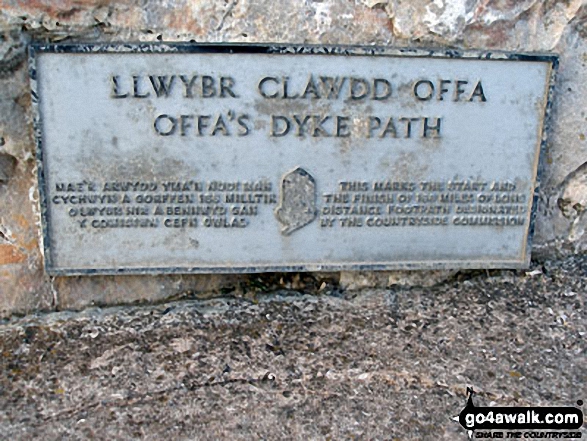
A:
275;167;317;236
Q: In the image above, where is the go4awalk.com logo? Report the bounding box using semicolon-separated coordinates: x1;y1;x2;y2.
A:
454;387;584;439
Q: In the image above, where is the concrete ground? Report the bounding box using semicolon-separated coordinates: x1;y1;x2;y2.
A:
0;256;585;440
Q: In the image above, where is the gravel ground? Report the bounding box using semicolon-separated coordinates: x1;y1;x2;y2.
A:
0;257;586;440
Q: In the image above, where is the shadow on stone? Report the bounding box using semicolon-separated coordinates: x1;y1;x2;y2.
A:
0;152;16;183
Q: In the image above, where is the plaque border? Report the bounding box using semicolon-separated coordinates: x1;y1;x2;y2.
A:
29;42;558;276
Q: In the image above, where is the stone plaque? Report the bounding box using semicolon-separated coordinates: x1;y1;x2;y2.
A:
30;44;556;275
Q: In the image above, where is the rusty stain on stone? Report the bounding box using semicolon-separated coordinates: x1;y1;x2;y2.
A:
0;244;26;264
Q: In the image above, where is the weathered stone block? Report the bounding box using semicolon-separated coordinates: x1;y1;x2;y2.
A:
0;0;586;316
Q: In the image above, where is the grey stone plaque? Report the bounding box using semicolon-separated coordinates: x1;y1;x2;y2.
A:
30;44;556;275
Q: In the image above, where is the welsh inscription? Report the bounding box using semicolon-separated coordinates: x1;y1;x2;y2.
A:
31;44;555;274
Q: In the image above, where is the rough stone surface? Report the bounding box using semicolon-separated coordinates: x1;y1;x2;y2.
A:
0;0;587;315
0;256;585;439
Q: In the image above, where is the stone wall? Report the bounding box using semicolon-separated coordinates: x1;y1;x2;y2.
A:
0;0;586;317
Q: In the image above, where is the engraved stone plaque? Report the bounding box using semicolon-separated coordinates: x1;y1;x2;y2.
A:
30;44;556;275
